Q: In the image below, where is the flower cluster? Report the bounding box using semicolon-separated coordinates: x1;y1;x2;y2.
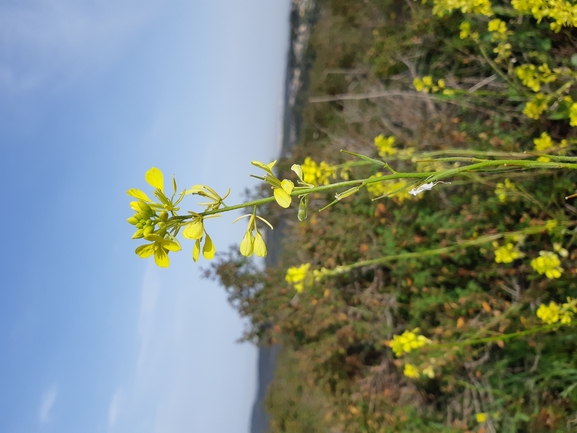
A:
374;134;397;157
516;64;557;93
487;18;510;41
432;0;493;17
523;93;549;120
403;363;435;379
494;178;515;202
493;241;524;263
530;250;564;278
299;157;336;186
413;76;447;94
182;214;215;262
537;298;576;324
127;168;185;267
390;329;431;357
285;263;311;293
512;0;577;32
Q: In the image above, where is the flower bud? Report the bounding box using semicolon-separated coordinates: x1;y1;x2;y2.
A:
137;201;153;213
159;211;168;221
132;229;144;239
143;225;154;236
127;216;139;225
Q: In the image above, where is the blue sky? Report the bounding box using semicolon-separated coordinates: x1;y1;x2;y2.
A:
0;1;291;432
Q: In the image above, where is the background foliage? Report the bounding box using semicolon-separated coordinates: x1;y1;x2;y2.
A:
208;0;577;431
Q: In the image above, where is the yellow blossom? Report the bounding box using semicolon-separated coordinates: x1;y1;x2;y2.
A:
404;364;421;378
475;413;488;423
523;93;548;120
374;134;398;157
494;242;524;263
494;178;515;202
570;103;577;127
537;301;561;324
286;263;311;293
390;330;430;357
531;251;563;278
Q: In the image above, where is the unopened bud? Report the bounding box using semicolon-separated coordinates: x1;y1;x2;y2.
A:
159;211;168;221
132;229;144;239
127;216;139;225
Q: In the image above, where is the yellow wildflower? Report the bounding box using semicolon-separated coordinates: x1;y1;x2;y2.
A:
523;93;548;120
404;364;421;378
570;103;577;127
537;301;561;324
374;134;398;157
531;251;563;278
475;413;488;423
534;132;554;152
493;242;524;263
286;263;311;293
390;330;430;357
494;178;515;202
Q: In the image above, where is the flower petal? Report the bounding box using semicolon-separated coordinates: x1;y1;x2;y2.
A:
135;244;155;258
239;231;255;256
203;233;216;259
274;187;292;208
127;188;152;202
291;164;304;181
154;247;170;267
281;179;294;194
162;239;181;252
182;219;204;240
145;167;164;192
254;230;267;257
251;160;277;175
192;239;201;262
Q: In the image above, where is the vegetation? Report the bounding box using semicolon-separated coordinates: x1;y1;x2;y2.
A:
127;0;577;431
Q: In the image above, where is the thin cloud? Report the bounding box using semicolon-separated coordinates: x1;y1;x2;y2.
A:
39;383;58;424
108;387;124;428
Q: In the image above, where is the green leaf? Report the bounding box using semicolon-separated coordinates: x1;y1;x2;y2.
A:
145;167;164;192
127;188;152;202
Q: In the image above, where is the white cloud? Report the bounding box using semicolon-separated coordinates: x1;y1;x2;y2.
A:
39;383;58;424
108;388;124;428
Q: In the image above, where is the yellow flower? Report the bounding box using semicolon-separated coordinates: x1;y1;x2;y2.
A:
135;234;181;268
234;212;272;258
537;302;561;324
494;242;524;263
390;330;430;357
523;93;548;120
475;413;487;423
374;134;398;157
570;103;577;127
459;21;471;39
285;263;311;293
533;132;554;151
494;178;515;202
531;251;563;279
252;160;295;208
404;364;420;378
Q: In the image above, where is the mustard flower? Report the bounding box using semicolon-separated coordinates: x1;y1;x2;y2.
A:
475;413;488;423
534;132;554;151
390;330;430;357
135;234;181;268
252;160;294;208
285;263;311;293
459;21;471;39
531;251;563;278
234;212;272;258
403;364;420;378
537;301;561;324
493;242;524;263
570;103;577;127
374;134;398;157
523;93;548;120
494;178;515;202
